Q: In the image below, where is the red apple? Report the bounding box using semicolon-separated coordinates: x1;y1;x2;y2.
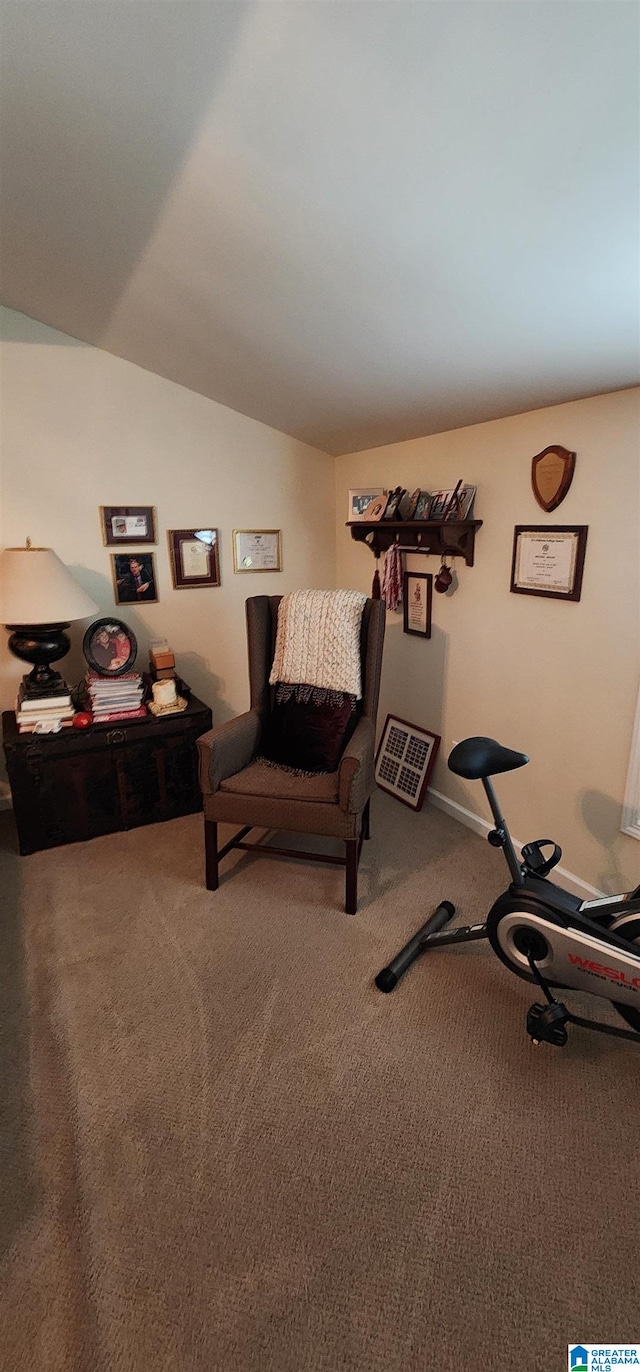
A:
73;712;92;729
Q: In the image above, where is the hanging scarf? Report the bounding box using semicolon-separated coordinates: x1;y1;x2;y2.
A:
381;543;403;612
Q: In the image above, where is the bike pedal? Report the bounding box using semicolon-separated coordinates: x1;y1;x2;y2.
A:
526;1000;569;1048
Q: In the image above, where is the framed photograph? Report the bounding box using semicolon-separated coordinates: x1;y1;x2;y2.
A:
357;493;388;522
510;525;588;601
168;529;220;589
403;572;433;638
348;489;385;521
375;714;440;811
414;491;432;520
83;617;137;676
100;505;156;546
382;486;405;520
111;552;158;604
429;484;476;521
232;529;282;573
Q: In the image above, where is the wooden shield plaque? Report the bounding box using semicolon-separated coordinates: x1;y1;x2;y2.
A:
532;445;576;512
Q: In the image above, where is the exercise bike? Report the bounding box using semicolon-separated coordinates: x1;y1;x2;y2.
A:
375;737;640;1047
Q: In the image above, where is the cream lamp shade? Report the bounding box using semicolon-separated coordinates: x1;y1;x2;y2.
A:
0;545;98;624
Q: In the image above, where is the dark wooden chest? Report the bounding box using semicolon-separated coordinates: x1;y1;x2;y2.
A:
2;696;212;855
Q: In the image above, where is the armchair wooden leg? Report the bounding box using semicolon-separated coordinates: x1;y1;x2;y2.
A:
345;839;359;915
204;819;219;891
363;799;371;840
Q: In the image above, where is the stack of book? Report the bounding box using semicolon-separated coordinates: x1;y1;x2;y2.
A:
86;671;146;724
16;683;75;734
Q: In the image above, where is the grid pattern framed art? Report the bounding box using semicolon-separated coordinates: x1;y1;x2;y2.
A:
374;714;440;811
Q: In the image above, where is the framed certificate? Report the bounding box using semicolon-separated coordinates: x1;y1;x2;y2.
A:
510;526;588;601
167;529;220;589
232;529;282;573
403;571;432;638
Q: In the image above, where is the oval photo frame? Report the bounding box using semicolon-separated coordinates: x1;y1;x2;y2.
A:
83;617;138;677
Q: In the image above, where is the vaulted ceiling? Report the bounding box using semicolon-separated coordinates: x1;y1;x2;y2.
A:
1;1;638;454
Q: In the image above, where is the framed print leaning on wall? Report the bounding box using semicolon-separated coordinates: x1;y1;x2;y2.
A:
375;714;440;811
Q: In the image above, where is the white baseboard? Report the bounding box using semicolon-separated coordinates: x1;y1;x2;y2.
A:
428;786;604;901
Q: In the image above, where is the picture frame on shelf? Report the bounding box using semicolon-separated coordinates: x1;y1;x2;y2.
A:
83;617;138;676
413;491;432;520
397;488;421;520
429;484;476;521
232;529;282;573
374;714;440;812
100;505;156;546
403;571;433;638
357;493;388;521
111;552;158;604
510;525;588;602
168;529;220;588
382;486;405;519
348;489;385;521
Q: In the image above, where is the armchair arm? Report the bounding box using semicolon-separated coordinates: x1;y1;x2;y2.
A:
197;709;262;796
338;716;375;814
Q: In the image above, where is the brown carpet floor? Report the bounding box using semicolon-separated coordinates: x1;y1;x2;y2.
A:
1;794;638;1372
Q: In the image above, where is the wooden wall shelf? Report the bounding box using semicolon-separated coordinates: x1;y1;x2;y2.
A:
347;519;483;566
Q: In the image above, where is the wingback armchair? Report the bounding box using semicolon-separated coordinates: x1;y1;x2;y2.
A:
197;594;385;913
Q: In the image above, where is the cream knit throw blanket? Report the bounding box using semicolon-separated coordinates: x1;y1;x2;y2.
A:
269;589;367;700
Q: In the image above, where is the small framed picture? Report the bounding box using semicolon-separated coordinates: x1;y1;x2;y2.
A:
403;572;433;638
232;529;282;572
382;486;405;520
348;489;385;521
101;505;156;546
83;617;138;676
510;525;588;601
429;485;476;521
414;491;432;520
168;529;220;589
111;552;158;604
375;714;440;811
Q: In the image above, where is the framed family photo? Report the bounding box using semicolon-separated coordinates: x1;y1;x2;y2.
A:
111;552;158;604
101;505;156;546
168;529;221;588
232;529;282;572
348;489;385;521
83;617;138;676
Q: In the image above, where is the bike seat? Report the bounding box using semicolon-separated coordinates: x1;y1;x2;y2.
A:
448;737;529;780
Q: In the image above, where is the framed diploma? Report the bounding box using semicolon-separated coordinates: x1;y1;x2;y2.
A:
167;529;220;589
232;529;282;573
510;525;588;601
403;571;433;638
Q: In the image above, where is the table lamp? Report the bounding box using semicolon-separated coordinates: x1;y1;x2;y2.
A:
0;540;99;697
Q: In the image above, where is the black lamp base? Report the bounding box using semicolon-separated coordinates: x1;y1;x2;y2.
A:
7;622;71;699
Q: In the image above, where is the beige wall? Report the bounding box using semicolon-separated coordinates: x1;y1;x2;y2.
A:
336;389;640;893
2;308;638;893
0;308;335;748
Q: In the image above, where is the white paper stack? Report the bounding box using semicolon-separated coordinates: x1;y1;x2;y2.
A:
86;671;146;723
